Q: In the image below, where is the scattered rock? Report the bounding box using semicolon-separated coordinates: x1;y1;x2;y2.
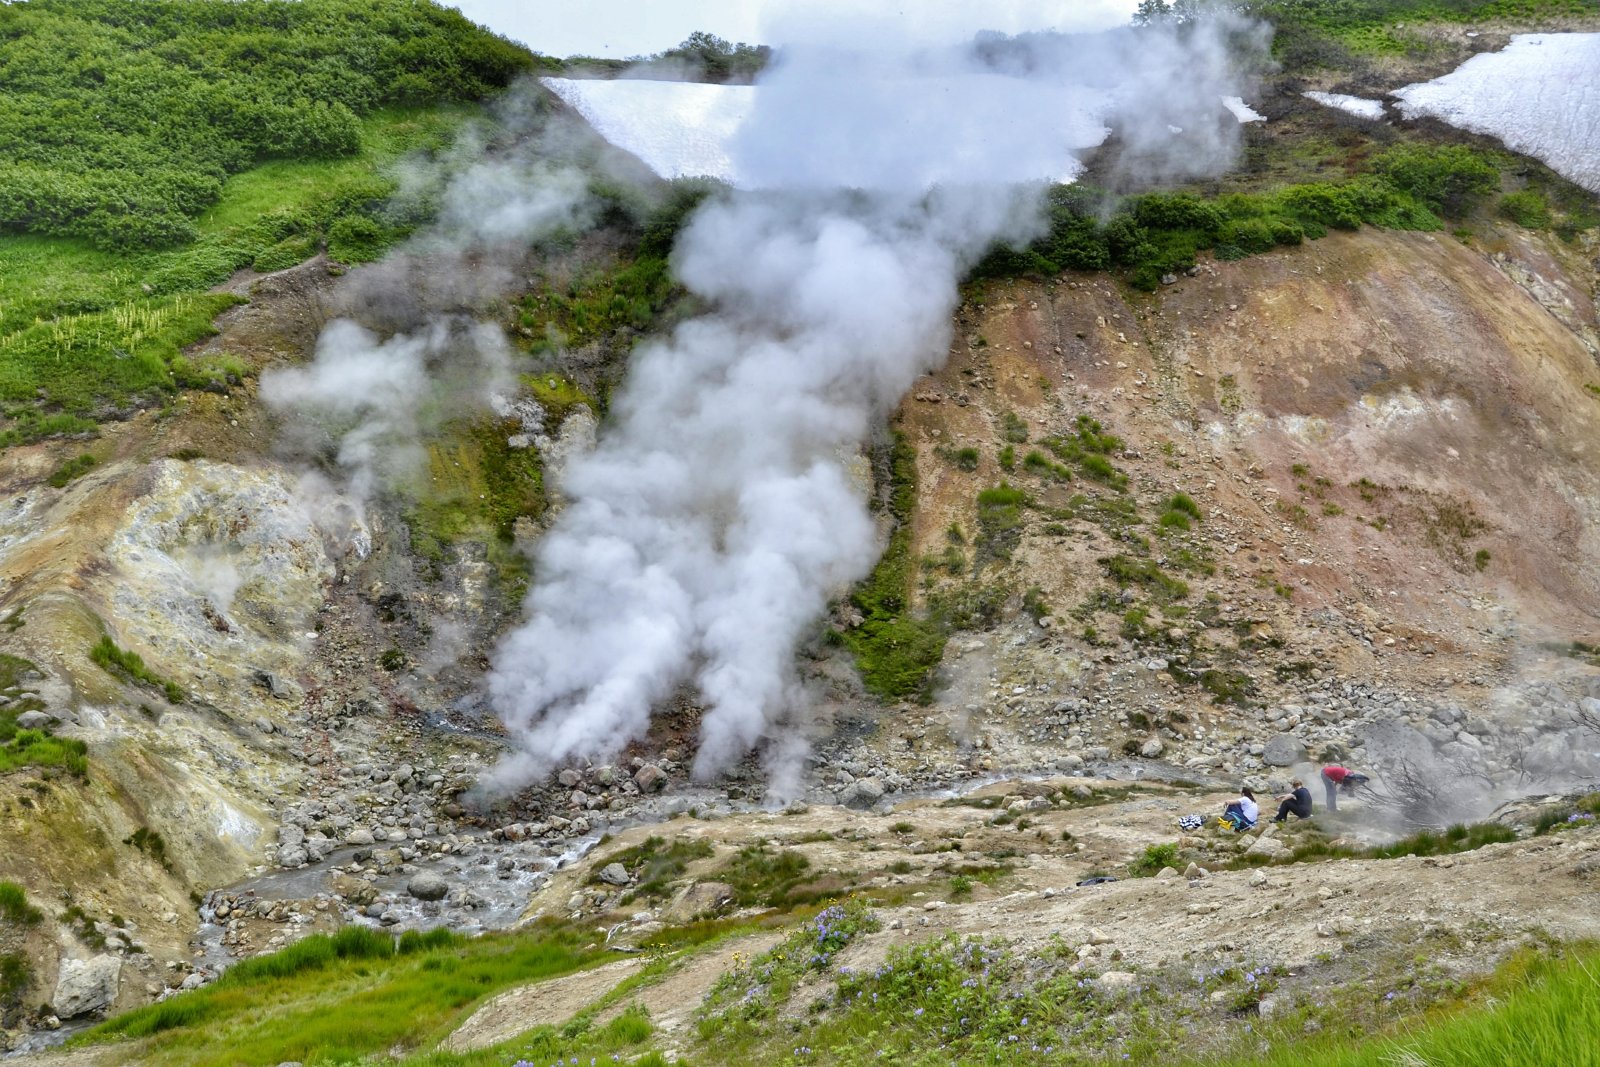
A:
407;871;449;901
634;764;666;792
1139;734;1165;759
15;710;52;730
598;863;631;887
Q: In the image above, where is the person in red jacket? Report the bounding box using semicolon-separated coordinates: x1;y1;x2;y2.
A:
1320;765;1369;812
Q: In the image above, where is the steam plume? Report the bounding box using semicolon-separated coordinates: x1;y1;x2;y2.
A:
484;11;1265;795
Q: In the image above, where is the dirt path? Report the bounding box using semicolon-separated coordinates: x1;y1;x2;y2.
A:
595;931;788;1041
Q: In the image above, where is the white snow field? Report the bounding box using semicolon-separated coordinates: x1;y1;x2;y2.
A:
542;77;753;182
1392;34;1600;194
542;76;1266;187
1303;91;1387;120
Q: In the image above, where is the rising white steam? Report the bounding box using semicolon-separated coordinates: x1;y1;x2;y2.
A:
261;318;515;504
484;12;1265;796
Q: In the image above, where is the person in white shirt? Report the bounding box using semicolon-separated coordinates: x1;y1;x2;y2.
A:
1222;786;1258;831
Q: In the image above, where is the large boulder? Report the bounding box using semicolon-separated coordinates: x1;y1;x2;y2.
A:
1261;734;1306;767
1245;833;1288;860
406;871;449;901
597;863;631;887
52;955;121;1018
842;778;885;809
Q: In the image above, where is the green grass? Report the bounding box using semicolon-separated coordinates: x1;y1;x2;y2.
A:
0;951;31;1018
0;106;470;447
1227;820;1518;870
0;655;88;777
89;635;185;704
714;844;846;909
1205;941;1600;1067
78;924;603;1066
841;432;949;703
0;881;42;926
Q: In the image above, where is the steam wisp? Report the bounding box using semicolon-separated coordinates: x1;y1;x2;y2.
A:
484;13;1265;796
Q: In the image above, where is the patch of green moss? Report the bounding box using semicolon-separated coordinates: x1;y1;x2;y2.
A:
841;432;948;703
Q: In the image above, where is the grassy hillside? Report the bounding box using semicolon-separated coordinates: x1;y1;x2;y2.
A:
0;0;531;447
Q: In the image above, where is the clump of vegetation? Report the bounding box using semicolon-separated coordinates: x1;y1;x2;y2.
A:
1159;491;1203;531
46;453;97;488
714;844;845;910
1129;841;1180;877
1531;791;1600;836
1041;415;1128;488
89;635;184;703
0;881;42;926
1101;554;1189;603
0;951;32;1020
700;900;878;1036
974;483;1029;566
840;433;949;703
938;445;981;472
124;827;173;871
590;835;715;901
974;177;1440;292
1500;189;1553;229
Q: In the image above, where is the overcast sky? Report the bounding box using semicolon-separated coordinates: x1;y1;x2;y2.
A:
448;0;1144;59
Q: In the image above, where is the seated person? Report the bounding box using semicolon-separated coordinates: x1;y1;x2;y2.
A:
1273;779;1314;822
1221;787;1258;831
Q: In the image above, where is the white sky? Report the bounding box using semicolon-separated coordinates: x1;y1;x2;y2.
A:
448;0;1143;59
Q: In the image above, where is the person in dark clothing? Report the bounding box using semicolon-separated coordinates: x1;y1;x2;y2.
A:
1319;765;1369;812
1273;779;1314;822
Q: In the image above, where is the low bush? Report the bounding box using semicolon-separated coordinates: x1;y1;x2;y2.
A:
1500;189;1552;229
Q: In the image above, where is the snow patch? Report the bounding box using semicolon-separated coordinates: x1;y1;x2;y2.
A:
543;77;1268;186
1393;34;1600;194
542;77;750;182
1303;91;1387;121
1222;95;1265;122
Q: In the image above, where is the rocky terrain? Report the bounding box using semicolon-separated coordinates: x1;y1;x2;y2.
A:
2;37;1600;1064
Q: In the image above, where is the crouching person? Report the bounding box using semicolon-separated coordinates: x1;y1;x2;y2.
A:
1273;779;1314;822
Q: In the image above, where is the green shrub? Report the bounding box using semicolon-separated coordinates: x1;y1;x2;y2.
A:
841;433;950;703
1500;190;1553;229
1373;144;1500;217
1129;841;1179;876
326;214;390;264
